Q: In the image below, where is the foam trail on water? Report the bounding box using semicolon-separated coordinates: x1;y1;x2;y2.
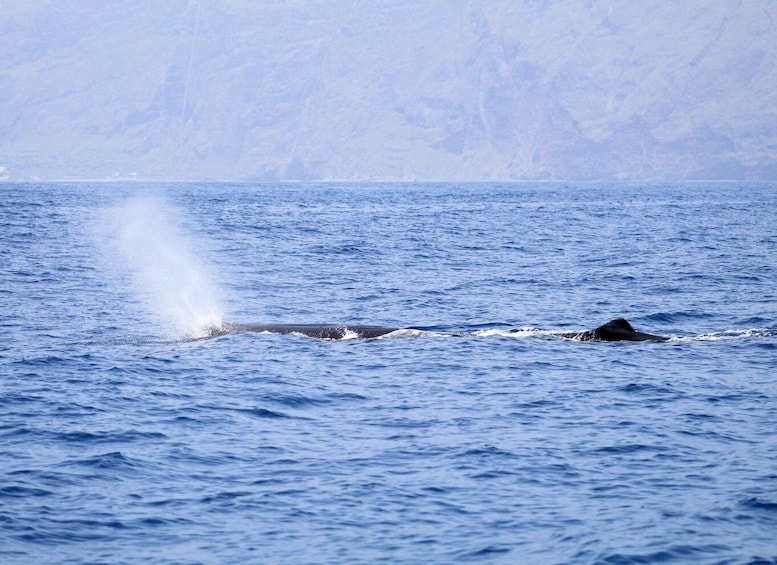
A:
108;196;223;338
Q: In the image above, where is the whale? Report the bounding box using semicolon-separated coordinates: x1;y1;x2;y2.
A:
214;322;400;339
560;318;669;342
212;318;668;342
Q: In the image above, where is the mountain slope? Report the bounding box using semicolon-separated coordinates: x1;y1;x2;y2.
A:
1;0;775;180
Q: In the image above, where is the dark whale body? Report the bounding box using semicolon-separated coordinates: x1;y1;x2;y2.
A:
561;318;669;342
217;322;399;339
214;318;668;342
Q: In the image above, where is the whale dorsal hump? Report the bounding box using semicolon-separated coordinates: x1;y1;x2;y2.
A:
601;318;636;333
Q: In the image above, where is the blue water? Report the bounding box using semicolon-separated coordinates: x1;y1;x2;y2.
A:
2;181;777;564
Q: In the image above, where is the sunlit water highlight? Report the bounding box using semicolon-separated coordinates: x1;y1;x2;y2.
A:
1;181;777;564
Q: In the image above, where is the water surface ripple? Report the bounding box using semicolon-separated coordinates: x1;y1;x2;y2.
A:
1;182;776;564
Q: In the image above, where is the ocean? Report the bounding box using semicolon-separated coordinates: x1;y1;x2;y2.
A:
1;181;776;564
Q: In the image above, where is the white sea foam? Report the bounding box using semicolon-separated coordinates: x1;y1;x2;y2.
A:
472;328;554;339
340;328;361;340
104;196;224;338
682;328;776;342
378;328;455;338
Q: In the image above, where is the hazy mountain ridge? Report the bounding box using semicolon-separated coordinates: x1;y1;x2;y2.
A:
1;0;775;181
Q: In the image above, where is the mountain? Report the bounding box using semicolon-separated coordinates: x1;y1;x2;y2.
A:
1;0;775;181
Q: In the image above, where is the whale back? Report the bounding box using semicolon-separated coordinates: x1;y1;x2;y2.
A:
215;323;398;339
591;318;668;341
599;318;636;334
215;318;668;342
561;318;668;341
